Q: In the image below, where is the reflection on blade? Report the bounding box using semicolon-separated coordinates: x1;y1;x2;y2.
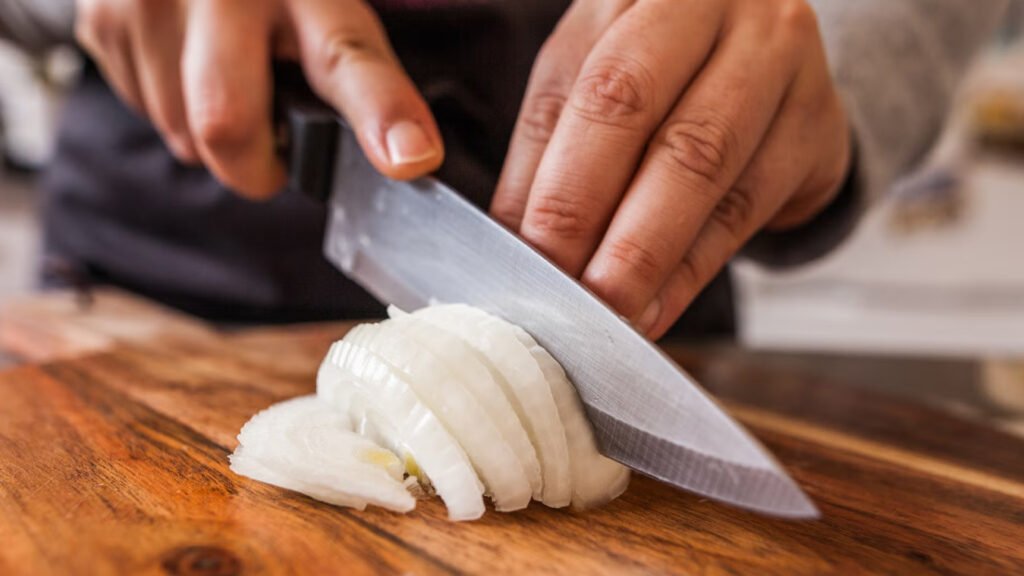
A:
590;407;818;518
322;123;818;518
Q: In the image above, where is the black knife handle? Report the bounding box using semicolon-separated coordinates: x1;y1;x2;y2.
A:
274;62;339;203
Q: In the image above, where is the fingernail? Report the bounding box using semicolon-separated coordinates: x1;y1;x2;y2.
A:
636;298;661;335
385;120;438;166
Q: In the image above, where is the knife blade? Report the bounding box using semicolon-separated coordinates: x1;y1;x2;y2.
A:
288;111;818;519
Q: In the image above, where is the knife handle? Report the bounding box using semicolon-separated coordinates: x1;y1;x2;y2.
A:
274;62;339;203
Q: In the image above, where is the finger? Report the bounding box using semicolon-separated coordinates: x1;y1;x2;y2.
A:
581;7;808;325
182;0;283;199
288;0;442;180
766;37;851;231
642;117;808;340
131;2;196;163
490;0;633;230
75;1;146;114
519;0;725;277
644;64;849;338
767;101;849;230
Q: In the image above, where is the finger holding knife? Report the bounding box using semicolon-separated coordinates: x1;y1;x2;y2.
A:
75;0;445;199
492;0;851;339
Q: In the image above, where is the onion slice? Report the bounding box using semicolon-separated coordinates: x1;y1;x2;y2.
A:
349;320;533;512
528;343;631;509
320;333;486;520
413;304;630;509
229;395;415;512
388;308;542;499
233;303;630;520
410;304;573;507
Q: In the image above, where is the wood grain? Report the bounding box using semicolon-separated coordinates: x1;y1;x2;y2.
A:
0;288;214;363
1;293;1023;575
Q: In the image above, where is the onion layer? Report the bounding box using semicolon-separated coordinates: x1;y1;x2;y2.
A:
229;395;415;512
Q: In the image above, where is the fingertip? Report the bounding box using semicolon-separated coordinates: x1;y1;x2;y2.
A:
386;120;437;165
582;262;645;325
380;119;444;180
646;323;670;342
489;197;527;231
165;134;200;165
216;157;287;201
236;179;287;202
635;297;663;338
359;119;443;180
490;170;533;230
379;150;445;181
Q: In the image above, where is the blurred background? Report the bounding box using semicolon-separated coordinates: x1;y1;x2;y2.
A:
0;9;1023;434
737;21;1024;361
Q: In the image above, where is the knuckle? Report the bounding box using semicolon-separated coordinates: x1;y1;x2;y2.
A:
601;237;666;289
163;134;198;163
776;0;819;38
315;31;384;75
677;248;714;291
526;192;595;242
518;90;567;145
814;156;850;198
657;111;737;185
570;57;653;127
190;105;253;151
802;107;851;197
711;188;756;241
75;0;121;48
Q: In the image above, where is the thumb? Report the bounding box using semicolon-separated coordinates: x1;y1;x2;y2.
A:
288;0;443;180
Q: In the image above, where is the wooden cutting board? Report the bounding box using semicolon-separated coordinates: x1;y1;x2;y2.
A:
1;289;1022;575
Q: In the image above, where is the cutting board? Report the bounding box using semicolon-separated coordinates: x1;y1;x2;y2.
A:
1;290;1022;575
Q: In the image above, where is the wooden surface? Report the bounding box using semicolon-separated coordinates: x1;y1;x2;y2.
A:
1;291;1023;575
0;289;215;363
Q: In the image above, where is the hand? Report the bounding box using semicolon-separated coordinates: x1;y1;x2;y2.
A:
492;0;851;339
75;0;444;198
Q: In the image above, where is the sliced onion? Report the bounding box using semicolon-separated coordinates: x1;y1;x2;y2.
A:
235;304;630;520
411;304;573;507
349;320;533;512
229;395;415;512
321;333;486;520
528;343;631;509
388;307;542;499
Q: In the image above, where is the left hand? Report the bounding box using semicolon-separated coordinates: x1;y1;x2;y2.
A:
491;0;851;339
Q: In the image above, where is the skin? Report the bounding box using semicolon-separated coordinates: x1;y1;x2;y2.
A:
76;0;850;340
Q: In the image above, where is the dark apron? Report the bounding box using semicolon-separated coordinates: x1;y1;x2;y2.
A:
41;1;734;336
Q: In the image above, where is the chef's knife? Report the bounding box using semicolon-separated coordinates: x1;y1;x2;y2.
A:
283;105;819;519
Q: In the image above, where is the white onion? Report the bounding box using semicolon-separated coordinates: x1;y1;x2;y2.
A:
351;319;532;512
388;307;542;498
321;333;486;520
527;339;631;509
413;304;629;509
409;304;573;506
229;395;415;512
231;304;630;520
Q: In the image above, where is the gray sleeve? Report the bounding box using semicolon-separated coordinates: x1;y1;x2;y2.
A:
0;0;75;54
813;0;1008;199
744;0;1009;268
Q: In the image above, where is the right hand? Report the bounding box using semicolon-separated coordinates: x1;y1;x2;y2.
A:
75;0;444;199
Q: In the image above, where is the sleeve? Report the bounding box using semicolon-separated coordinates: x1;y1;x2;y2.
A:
742;0;1010;268
0;0;75;55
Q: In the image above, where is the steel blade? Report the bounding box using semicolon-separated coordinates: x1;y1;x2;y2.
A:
322;124;818;518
